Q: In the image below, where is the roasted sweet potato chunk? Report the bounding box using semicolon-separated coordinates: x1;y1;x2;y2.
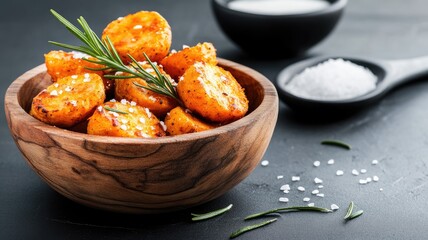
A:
30;73;106;128
45;50;114;95
160;42;217;80
177;62;249;123
87;100;166;138
102;11;171;64
114;62;178;117
164;106;214;136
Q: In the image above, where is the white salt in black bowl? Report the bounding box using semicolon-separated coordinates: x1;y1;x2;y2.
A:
211;0;347;58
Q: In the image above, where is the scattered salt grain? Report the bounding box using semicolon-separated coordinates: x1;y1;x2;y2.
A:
318;185;324;189
352;169;360;176
313;161;320;167
279;197;289;203
110;99;116;102
130;101;137;106
303;197;310;202
65;86;72;92
336;170;344;176
297;186;305;192
261;160;269;166
373;176;379;182
308;203;315;207
69;100;77;107
284;58;377;101
120;99;127;105
359;179;367;185
277;175;284;179
372;159;379;165
327;159;335;165
120;125;128;131
331;204;340;211
54;83;59;88
316;193;325;198
182;45;190;49
311;189;319;195
117;17;124;20
292;176;300;182
380;188;384;191
360;169;367;174
128;107;135;113
314;177;323;184
366;177;372;183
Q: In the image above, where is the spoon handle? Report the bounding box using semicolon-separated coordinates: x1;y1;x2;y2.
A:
385;55;428;87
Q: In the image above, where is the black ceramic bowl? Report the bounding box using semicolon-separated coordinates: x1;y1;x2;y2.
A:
211;0;347;57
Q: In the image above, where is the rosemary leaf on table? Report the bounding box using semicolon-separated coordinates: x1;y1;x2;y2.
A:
245;206;332;220
191;204;233;221
230;218;277;239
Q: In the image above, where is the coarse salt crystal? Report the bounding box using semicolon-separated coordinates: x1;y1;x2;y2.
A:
145;108;152;118
84;73;90;78
316;193;325;197
284;58;377;101
303;197;310;202
336;170;344;176
331;204;339;210
160;121;167;131
120;125;128;131
277;175;284;179
380;188;384;191
136;126;143;131
279;197;289;203
327;159;335;165
314;177;323;184
129;107;135;113
366;177;372;183
313;161;320;167
121;119;129;124
65;86;72;92
139;117;146;124
133;25;143;29
308;203;315;207
261;160;269;166
71;51;89;59
372;159;379;165
70;100;77;106
352;169;360;176
117;17;124;20
97;106;103;112
120;99;127;105
130;101;137;106
182;45;189;49
292;176;300;182
318;185;324;189
54;83;59;88
50;90;58;96
110;99;117;102
311;189;319;195
373;176;379;182
71;75;78;79
58;90;63;95
297;186;305;192
112;112;119;117
280;184;290;191
361;169;367;174
359;179;367;185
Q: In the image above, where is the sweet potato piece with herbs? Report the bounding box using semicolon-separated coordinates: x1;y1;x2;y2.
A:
87;100;166;138
102;11;171;64
177;62;248;124
160;42;217;80
114;62;178;117
164;106;214;136
44;50;114;95
30;73;106;128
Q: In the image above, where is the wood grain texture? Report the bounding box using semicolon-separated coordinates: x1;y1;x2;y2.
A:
4;58;278;214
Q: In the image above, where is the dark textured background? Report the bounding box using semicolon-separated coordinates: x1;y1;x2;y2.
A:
2;0;428;239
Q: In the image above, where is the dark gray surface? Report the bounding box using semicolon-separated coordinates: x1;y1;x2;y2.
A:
1;0;428;239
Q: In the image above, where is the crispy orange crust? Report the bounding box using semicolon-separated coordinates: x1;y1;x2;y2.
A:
30;73;106;128
160;42;217;80
177;62;249;123
164;106;214;136
114;62;178;117
102;11;171;64
87;100;166;138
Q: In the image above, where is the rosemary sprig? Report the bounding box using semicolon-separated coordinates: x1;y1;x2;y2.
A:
245;206;332;220
191;204;233;221
230;218;277;239
344;201;354;219
48;9;181;104
321;140;351;150
103;106;128;114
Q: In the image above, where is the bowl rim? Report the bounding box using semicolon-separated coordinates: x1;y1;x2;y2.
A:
212;0;348;18
5;58;278;145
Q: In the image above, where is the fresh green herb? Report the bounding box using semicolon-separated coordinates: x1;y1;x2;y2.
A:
344;201;354;220
191;204;233;221
103;106;128;114
49;9;181;104
348;210;364;220
245;206;332;220
230;218;277;239
321;140;351;150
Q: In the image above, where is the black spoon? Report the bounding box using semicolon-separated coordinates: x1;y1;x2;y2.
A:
276;55;428;115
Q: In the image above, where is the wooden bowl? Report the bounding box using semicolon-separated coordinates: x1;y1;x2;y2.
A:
4;58;278;214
